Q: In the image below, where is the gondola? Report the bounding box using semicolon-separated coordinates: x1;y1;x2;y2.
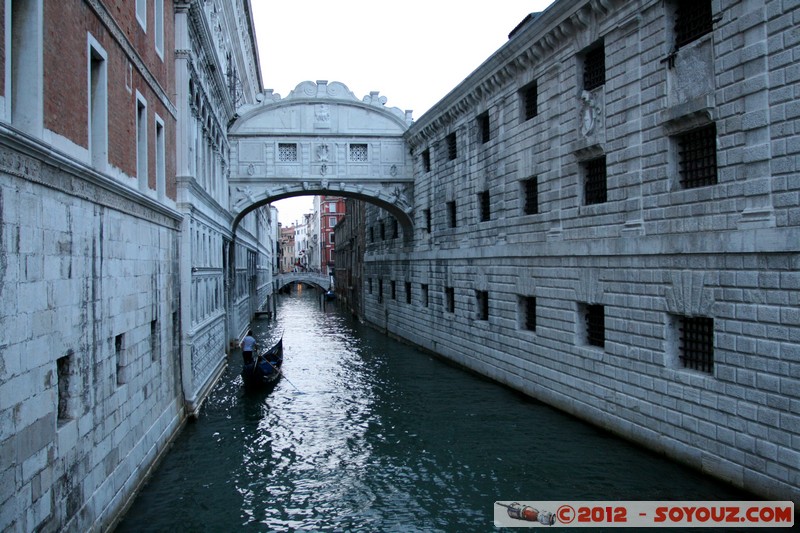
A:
241;337;283;390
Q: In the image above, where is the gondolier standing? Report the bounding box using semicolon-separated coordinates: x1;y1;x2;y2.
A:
240;330;257;365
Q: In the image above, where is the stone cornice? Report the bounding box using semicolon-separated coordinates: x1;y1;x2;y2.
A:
84;0;178;118
405;0;619;148
0;125;182;228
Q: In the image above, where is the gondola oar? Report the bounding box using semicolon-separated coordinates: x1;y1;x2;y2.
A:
268;360;303;394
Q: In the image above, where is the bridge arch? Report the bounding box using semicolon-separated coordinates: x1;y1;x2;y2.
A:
228;80;416;236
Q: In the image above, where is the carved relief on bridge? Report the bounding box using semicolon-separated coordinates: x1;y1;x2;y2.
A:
228;80;415;223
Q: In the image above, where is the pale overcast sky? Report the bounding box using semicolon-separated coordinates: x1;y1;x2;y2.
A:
249;0;556;225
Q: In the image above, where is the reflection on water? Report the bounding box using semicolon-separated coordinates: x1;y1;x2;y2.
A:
116;289;751;532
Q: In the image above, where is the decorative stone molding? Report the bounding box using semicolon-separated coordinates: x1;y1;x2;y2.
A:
664;271;715;317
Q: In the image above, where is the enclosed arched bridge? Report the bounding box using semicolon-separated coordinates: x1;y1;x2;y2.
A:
228;80;416;236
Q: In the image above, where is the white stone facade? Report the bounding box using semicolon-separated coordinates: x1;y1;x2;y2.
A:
363;0;799;502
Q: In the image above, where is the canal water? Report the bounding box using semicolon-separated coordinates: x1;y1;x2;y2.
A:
116;288;751;532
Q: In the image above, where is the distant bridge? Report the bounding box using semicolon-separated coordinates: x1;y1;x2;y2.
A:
276;272;332;291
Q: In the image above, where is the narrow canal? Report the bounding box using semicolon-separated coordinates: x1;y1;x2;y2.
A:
116;287;751;532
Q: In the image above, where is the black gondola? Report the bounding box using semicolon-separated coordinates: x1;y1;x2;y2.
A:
241;337;283;390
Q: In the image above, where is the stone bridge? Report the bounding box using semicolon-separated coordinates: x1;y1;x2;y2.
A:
275;272;332;291
228;80;416;236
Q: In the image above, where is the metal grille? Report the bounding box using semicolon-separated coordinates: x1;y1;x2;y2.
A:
447;201;457;228
446;133;457;160
278;143;297;162
583;44;605;91
349;143;368;162
675;0;713;49
476;290;489;320
523;296;536;331
524;177;538;215
584;156;607;205
405;282;412;304
424;209;432;233
480;113;490;143
585;304;605;348
679;316;714;373
422;149;431;172
479;191;490;222
678;124;717;188
522;82;537;121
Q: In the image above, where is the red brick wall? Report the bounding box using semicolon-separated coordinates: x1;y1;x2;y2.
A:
44;1;176;200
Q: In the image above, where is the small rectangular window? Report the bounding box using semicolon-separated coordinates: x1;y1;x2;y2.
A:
478;190;490;222
422;284;429;307
278;143;298;162
115;333;127;385
520;81;538;121
446;133;457;161
405;282;412;304
523;177;539;215
583;156;607;205
136;94;148;190
445;287;455;313
380;221;386;240
150;320;160;362
391;281;396;300
447;201;457;228
391;218;399;239
679;316;714;373
368;278;373;294
423;209;432;233
677;123;717;189
378;279;383;303
155;116;165;198
521;296;536;331
583;304;605;348
89;39;108;170
476;290;489;321
674;0;713;48
369;227;375;243
350;143;368;162
422;149;431;172
154;0;164;56
583;42;605;91
478;112;490;144
57;352;76;422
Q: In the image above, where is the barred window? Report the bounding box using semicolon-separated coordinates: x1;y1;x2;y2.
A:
423;209;432;233
378;279;383;303
350;143;368;162
278;143;297;162
369;227;374;243
583;156;607;205
520;81;538;121
391;218;398;239
677;124;717;189
445;287;455;313
583;43;605;91
521;296;536;331
675;0;713;49
380;221;386;240
422;149;431;172
405;282;412;304
368;278;373;294
478;190;490;222
447;201;457;228
476;290;489;320
679;316;714;373
422;284;429;307
391;281;396;300
523;176;538;215
446;133;457;160
478;112;490;144
583;304;605;348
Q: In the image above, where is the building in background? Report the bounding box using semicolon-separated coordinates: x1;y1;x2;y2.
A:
334;199;366;317
279;224;296;272
319;195;346;277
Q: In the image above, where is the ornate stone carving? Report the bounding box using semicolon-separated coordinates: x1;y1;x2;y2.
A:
580;90;602;137
317;144;329;162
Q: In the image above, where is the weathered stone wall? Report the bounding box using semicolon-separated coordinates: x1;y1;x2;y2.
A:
0;151;183;531
363;0;799;502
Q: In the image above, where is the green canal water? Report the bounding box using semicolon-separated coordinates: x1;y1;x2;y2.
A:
116;288;752;532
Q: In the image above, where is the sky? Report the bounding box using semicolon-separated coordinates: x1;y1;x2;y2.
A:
249;0;557;225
